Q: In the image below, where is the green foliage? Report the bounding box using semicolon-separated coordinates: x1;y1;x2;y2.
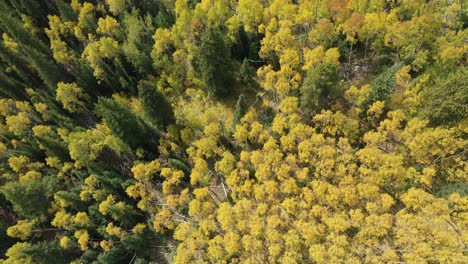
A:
300;63;340;113
233;94;247;127
436;182;468;199
0;221;16;256
22;241;76;264
364;62;404;111
0;176;56;219
420;66;467;125
54;0;76;22
168;158;191;175
258;106;276;126
239;58;254;85
138;80;175;129
23;46;62;91
35;134;70;161
95;244;133;264
193;27;234;98
96;97;159;152
122;11;154;75
0;1;466;263
0;69;26;99
153;2;174;28
0;1;49;54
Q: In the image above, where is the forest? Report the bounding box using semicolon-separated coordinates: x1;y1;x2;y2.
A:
0;0;466;263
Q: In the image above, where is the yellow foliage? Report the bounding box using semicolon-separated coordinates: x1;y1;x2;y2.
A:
97;16;119;35
2;242;33;264
8;156;30;173
7;220;34;240
131;160;160;181
73;212;90;227
105;222;125;238
56;82;86;113
6;112;31;135
19;170;42;182
132;223;146;235
60;236;72;249
99;195;116;215
100;240;113;251
74;230;89;250
52;210;73;228
0;2;466;263
2;33;19;52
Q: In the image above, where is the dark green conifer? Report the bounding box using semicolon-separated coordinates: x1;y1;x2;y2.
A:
138;80;175;129
233;94;247;127
0;1;49;54
95;97;159;151
300;63;340;113
193;27;233;98
23;47;62;92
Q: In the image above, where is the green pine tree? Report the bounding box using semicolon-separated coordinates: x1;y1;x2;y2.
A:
240;58;253;82
0;67;27;99
193;27;233;98
0;176;56;219
96;97;159;151
300;63;340;113
0;1;50;54
22;241;76;264
23;46;63;92
233;94;248;127
138;80;175;129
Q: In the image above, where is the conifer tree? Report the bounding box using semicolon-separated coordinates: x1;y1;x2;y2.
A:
0;1;49;55
96;97;159;152
23;47;63;92
233;94;247;127
421;66;468;125
240;58;252;80
138;80;175;129
193;27;233;98
21;241;75;264
0;44;35;87
0;69;27;99
54;0;76;21
1;177;56;219
300;62;340;113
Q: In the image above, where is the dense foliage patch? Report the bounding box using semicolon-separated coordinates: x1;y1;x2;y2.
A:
0;0;466;263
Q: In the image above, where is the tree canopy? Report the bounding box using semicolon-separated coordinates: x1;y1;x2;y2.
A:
0;0;466;263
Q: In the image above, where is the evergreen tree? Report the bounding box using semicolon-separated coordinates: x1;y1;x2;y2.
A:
154;2;174;28
22;241;76;264
300;63;340;113
7;0;52;28
0;44;35;87
233;94;247;127
122;11;155;76
23;46;63;92
420;66;468;125
0;1;49;55
96;97;159;152
95;244;133;264
364;62;404;111
35;134;71;161
0;176;56;219
0;68;27;99
193;27;233;98
239;57;256;88
54;0;76;22
0;1;466;263
138;80;175;129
